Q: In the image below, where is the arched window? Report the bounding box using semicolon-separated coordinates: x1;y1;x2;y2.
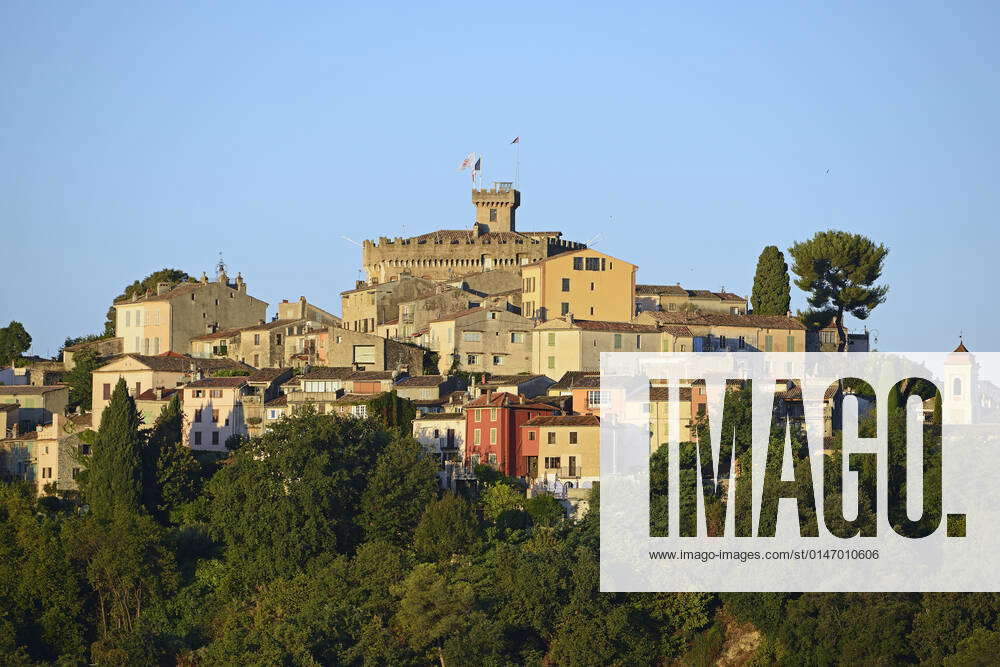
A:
953;377;962;397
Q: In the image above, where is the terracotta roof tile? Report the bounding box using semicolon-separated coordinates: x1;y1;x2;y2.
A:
395;375;448;387
186;377;249;388
522;415;600;427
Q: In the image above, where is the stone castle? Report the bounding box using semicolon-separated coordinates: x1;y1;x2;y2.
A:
361;183;585;283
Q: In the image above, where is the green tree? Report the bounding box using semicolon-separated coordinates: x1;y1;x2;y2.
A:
393;563;481;666
414;494;479;561
360;435;438;545
0;321;32;366
208;409;390;590
788;230;889;351
750;245;791;316
104;269;192;336
945;628;1000;666
85;378;144;521
524;493;564;527
64;348;103;412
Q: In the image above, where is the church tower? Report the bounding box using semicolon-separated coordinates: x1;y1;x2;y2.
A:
472;182;519;233
944;339;978;425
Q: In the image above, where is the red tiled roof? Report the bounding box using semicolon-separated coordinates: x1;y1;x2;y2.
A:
264;395;287;407
395;375;447;387
430;307;484;323
522;415;600;427
465;392;555;411
0;385;67;395
479;374;549;386
568;319;660;333
648;386;694;402
641;311;805;330
298;367;354;380
348;371;396;381
186;377;249;388
135;387;181;401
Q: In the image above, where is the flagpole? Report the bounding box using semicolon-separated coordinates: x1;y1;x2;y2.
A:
513;137;520;188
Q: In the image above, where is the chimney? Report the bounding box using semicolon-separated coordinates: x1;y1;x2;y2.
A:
200;272;209;284
258;319;265;326
566;312;574;324
154;387;163;400
156;282;171;295
236;272;245;291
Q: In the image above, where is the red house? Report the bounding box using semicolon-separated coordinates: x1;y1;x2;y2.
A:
465;392;557;478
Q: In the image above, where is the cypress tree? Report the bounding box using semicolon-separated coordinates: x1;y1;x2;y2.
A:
86;378;144;521
750;246;791;316
143;394;183;517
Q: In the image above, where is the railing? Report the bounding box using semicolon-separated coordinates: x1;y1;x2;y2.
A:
541;466;584;479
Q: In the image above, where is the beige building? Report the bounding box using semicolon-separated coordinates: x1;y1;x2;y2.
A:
531;317;661;381
394;375;466;412
341;275;440;334
276;296;341;328
635;284;748;315
392;286;482;341
242;368;294;437
521;415;600;486
182;377;249;451
361;184;584;284
412;412;465;462
284;367;355;415
473;374;554;398
429;306;534;375
521;249;636;323
0;385;69;431
113;270;267;355
0;413;92;495
634;311;806;352
92;354;248;427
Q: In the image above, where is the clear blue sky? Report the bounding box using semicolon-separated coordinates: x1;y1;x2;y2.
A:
3;2;997;356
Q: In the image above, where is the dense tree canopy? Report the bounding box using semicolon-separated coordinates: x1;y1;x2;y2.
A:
0;321;32;366
2;390;997;664
788;230;889;350
751;245;791;316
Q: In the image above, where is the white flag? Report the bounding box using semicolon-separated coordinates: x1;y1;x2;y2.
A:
458;152;475;171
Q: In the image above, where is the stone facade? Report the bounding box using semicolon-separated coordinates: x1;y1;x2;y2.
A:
114;270;267;356
360;185;585;283
428;306;534;375
341;275;440;334
635;284;748;316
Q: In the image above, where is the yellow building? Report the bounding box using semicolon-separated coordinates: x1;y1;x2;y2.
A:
521;249;636;323
113;269;267;355
521;414;601;486
530;317;661;381
182;377;249;451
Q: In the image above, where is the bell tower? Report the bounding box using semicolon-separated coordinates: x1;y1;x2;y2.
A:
944;338;977;425
472;182;519;233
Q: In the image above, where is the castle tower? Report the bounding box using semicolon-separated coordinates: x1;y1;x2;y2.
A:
472;182;519;233
944;339;978;425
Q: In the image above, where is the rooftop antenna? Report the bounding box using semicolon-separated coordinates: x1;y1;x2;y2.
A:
585;232;603;247
217;252;226;275
341;236;363;247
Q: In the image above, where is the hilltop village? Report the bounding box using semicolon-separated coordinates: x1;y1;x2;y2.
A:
1;182;883;509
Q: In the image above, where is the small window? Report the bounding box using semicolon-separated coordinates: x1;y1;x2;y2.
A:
467;354;479;365
211;409;219;423
210;389;223;398
529;431;536;440
511;332;524;343
573;257;583;270
489;208;497;222
493;355;503;365
211;431;219;446
547;432;556;444
569;431;578;444
488;452;497;465
490;428;497;444
194;431;202;445
548;333;556;346
547;356;555;370
490;408;497;420
194;409;202;423
561;302;569;316
474;429;481;445
561;278;570;292
614;333;622;349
